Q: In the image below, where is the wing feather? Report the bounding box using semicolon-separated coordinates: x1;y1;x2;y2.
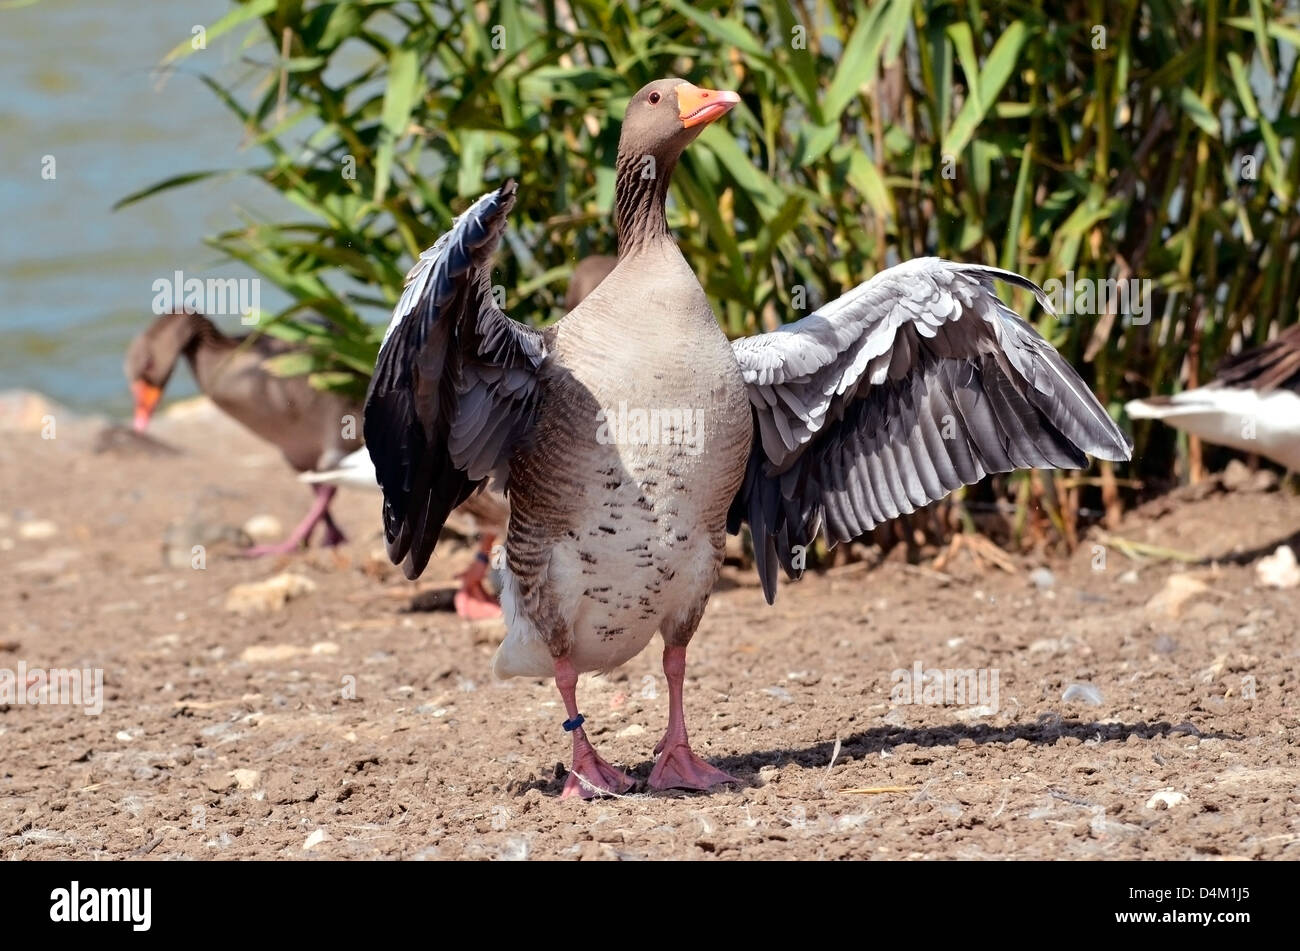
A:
730;258;1132;602
364;181;546;580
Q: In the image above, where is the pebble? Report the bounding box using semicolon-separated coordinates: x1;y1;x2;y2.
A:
952;704;997;721
230;769;260;790
1145;789;1188;810
1256;545;1300;589
1144;574;1210;619
241;514;283;543
239;644;305;663
1062;683;1103;706
224;572;317;614
1029;567;1055;590
18;520;58;540
302;828;330;851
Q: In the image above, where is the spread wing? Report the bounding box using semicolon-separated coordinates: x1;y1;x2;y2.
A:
364;181;546;579
729;258;1132;602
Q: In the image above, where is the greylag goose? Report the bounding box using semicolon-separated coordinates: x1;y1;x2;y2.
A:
124;310;361;555
1126;324;1300;471
364;79;1132;797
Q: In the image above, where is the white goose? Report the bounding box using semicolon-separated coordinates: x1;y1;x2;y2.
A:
1126;324;1300;471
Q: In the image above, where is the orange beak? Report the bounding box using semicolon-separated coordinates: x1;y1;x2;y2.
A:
677;84;741;129
131;380;163;432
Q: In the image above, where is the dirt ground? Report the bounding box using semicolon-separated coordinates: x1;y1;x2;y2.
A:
1;392;1298;861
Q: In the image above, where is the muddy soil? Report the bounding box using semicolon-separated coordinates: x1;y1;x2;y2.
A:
1;395;1297;860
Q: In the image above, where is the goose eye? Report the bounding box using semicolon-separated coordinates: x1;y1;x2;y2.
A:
648;91;661;105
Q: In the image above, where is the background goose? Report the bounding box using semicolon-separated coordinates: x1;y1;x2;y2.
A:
125;310;360;555
564;255;618;311
1126;324;1300;471
364;78;1132;798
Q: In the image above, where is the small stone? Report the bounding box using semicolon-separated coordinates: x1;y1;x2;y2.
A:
1256;546;1300;589
1145;789;1188;810
115;730;134;742
230;769;260;790
952;704;997;721
224;572;317;614
1144;574;1210;619
18;520;58;540
1062;683;1103;706
882;708;907;727
1029;567;1055;590
240;644;306;663
1220;459;1252;492
617;723;646;738
1118;570;1139;584
241;514;283;543
302;828;330;851
310;641;340;655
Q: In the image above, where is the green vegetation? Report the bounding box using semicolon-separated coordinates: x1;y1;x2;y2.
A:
121;0;1300;539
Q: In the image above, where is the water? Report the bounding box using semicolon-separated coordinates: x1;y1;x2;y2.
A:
0;0;294;416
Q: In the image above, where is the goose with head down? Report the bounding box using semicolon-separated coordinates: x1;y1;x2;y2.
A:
364;78;1132;798
125;310;361;555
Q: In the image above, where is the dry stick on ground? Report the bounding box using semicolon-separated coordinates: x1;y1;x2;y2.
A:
1093;532;1198;564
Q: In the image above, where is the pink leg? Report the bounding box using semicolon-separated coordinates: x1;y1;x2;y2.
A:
319;504;347;547
454;533;502;620
649;645;739;791
554;657;634;799
247;485;337;557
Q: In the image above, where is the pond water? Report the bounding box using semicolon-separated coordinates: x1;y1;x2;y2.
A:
1;0;296;415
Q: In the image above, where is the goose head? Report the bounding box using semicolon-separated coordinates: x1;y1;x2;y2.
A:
124;310;203;431
614;78;740;251
618;78;740;160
